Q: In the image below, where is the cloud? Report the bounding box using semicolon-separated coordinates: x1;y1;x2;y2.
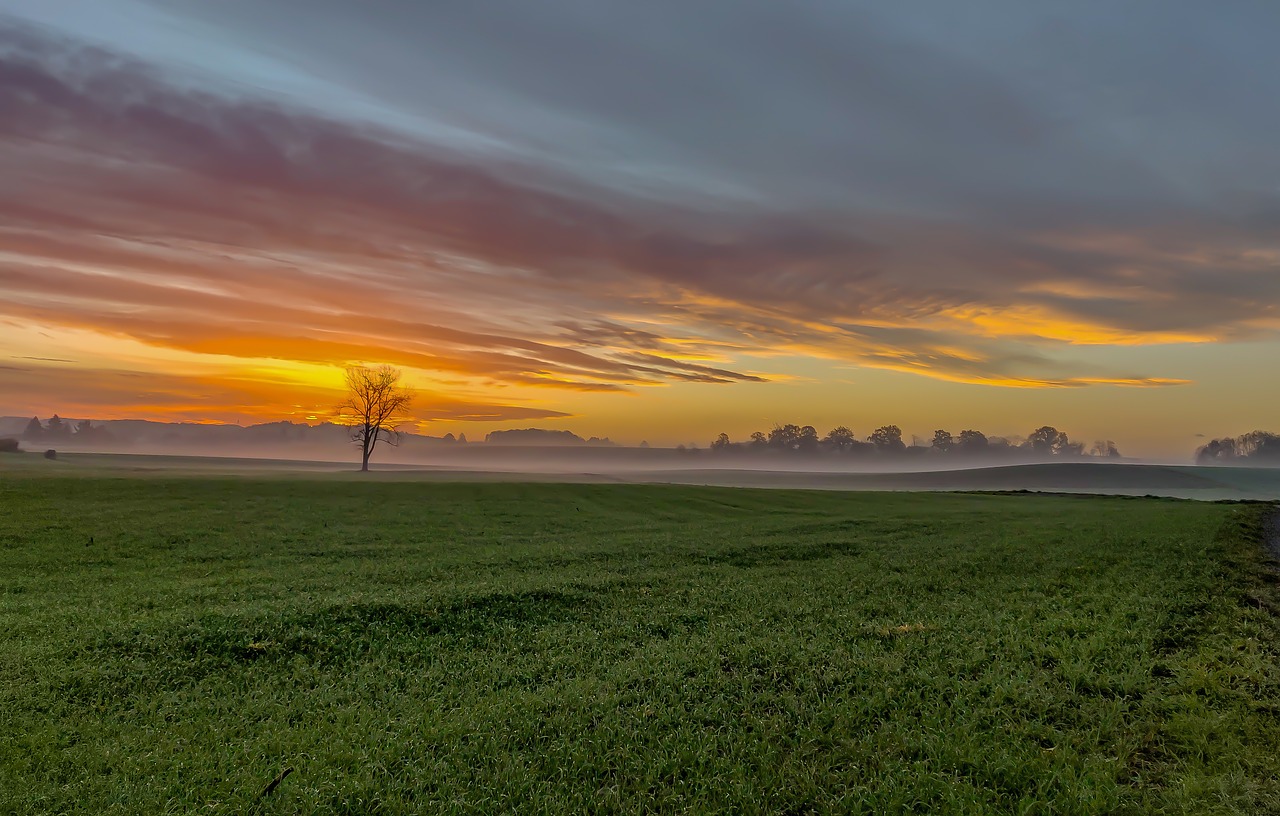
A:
0;360;571;424
2;7;1278;413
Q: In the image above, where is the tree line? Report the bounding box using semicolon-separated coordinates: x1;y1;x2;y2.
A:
1195;431;1280;464
706;424;1123;459
19;415;116;443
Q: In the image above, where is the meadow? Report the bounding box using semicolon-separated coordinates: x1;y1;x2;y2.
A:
2;474;1278;814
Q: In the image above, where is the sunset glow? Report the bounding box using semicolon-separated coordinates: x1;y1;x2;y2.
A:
2;1;1278;457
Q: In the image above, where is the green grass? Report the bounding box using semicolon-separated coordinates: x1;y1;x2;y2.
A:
1;477;1278;814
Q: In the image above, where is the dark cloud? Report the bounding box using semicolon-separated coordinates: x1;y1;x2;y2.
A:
1;5;1277;400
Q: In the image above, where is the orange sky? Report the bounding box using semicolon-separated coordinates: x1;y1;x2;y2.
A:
2;3;1279;458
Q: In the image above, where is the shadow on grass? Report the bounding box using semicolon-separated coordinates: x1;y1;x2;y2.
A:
56;589;594;707
704;539;861;567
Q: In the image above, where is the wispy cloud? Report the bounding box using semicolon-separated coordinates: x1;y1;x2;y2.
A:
1;3;1278;427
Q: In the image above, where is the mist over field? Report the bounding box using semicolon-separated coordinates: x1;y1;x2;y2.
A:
5;418;1280;501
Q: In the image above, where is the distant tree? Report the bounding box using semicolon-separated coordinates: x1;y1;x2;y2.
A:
1090;440;1122;458
1197;438;1236;464
22;416;42;441
1252;434;1280;461
638;440;650;448
44;415;70;439
868;425;905;453
748;431;768;449
711;432;732;451
1027;425;1070;455
1198;431;1280;463
797;425;820;453
931;430;955;453
0;438;18;453
768;424;802;450
72;420;114;445
457;433;468;444
485;428;587;446
337;365;415;472
1059;439;1085;456
823;426;857;453
1237;430;1280;459
956;429;988;454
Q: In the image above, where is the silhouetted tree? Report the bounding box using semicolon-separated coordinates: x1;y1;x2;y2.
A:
72;420;115;445
868;425;905;453
797;425;820;453
1237;431;1280;459
1253;435;1280;461
957;430;988;454
337;365;415;472
1027;426;1071;455
44;415;70;439
22;416;41;441
1199;431;1280;463
931;430;954;453
1090;440;1121;458
768;424;802;450
711;432;732;451
823;426;857;452
1196;438;1235;463
748;431;767;449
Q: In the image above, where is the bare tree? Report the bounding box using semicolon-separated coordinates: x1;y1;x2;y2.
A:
338;365;415;471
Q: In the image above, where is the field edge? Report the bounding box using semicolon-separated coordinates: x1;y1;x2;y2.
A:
1136;502;1280;814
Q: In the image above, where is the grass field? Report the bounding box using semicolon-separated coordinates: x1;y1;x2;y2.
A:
2;476;1278;814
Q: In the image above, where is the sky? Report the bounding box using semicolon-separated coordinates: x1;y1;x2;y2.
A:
1;1;1278;457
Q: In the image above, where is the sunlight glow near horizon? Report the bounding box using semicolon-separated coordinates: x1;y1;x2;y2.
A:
1;1;1278;457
